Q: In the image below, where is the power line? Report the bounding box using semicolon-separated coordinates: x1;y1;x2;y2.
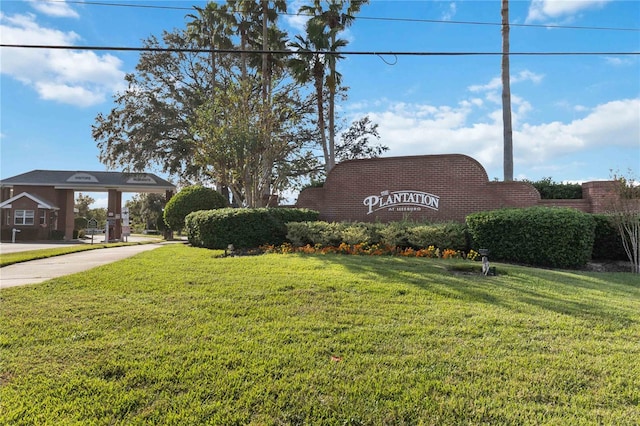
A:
2;44;638;56
53;0;640;32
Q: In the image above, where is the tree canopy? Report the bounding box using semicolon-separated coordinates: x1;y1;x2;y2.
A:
93;1;381;206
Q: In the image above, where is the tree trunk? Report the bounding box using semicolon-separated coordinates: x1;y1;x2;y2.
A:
327;33;337;173
314;62;329;173
501;0;513;182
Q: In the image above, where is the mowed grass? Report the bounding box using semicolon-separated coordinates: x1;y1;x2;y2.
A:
1;245;639;425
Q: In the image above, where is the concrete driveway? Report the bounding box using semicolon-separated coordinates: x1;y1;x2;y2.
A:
0;242;177;289
0;235;162;254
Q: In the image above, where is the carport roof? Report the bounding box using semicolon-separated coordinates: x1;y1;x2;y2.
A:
0;170;176;193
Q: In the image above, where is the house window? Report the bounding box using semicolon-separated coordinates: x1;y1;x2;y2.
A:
14;210;35;225
40;210;47;225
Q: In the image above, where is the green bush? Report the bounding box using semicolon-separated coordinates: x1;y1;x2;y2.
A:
286;222;344;247
50;230;65;240
377;221;413;248
340;222;377;245
592;214;627;261
523;177;583;199
286;221;470;251
186;208;318;249
74;217;88;230
408;223;469;251
466;207;596;268
163;186;227;231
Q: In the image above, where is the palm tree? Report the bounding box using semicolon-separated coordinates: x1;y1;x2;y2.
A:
289;30;330;172
186;3;234;92
257;1;287;206
501;0;514;181
295;0;369;172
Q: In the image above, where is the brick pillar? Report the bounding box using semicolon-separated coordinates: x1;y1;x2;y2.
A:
582;181;617;214
63;189;75;240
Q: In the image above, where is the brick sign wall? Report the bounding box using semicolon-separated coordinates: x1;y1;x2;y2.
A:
296;154;614;223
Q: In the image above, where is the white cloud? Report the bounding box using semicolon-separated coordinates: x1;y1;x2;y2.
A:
29;0;79;18
526;0;612;23
284;0;311;33
36;82;106;107
0;13;126;107
469;70;544;93
605;56;637;67
441;2;457;21
351;95;639;177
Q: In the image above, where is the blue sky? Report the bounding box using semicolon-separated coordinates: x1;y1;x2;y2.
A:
1;0;639;207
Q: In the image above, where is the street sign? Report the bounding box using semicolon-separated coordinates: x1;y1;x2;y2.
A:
86;218;100;244
86;218;100;235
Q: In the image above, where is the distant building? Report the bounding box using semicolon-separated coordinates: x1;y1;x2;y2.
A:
0;170;175;241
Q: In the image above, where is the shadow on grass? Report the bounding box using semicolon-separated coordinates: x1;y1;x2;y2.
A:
306;254;640;328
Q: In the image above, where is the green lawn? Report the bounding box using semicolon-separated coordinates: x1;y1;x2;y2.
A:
1;245;638;425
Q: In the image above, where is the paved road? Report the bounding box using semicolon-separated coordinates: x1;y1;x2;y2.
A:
0;242;176;289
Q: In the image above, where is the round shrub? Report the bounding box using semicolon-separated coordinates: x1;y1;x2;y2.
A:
163;186;227;231
466;207;596;268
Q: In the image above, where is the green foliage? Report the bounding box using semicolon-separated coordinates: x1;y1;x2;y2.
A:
523;177;583;199
300;179;325;191
408;222;469;251
49;230;65;240
377;221;413;248
74;193;94;218
466;207;596;268
74;217;88;230
592;214;627;261
286;221;343;246
163;186;227;231
125;193;166;230
286;221;469;251
87;208;107;228
186;208;318;249
339;222;376;245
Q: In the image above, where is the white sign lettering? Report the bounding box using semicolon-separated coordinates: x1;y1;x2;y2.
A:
67;173;98;183
363;190;440;215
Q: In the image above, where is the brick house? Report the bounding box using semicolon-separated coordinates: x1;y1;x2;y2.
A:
296;154;619;223
0;170;175;241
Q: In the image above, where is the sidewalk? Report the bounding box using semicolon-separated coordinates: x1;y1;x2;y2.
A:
0;242;177;289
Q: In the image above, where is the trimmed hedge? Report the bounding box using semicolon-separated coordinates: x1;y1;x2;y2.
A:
592;214;627;261
186;208;319;249
466;207;596;268
286;221;470;251
524;177;583;199
287;222;386;247
408;223;469;251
